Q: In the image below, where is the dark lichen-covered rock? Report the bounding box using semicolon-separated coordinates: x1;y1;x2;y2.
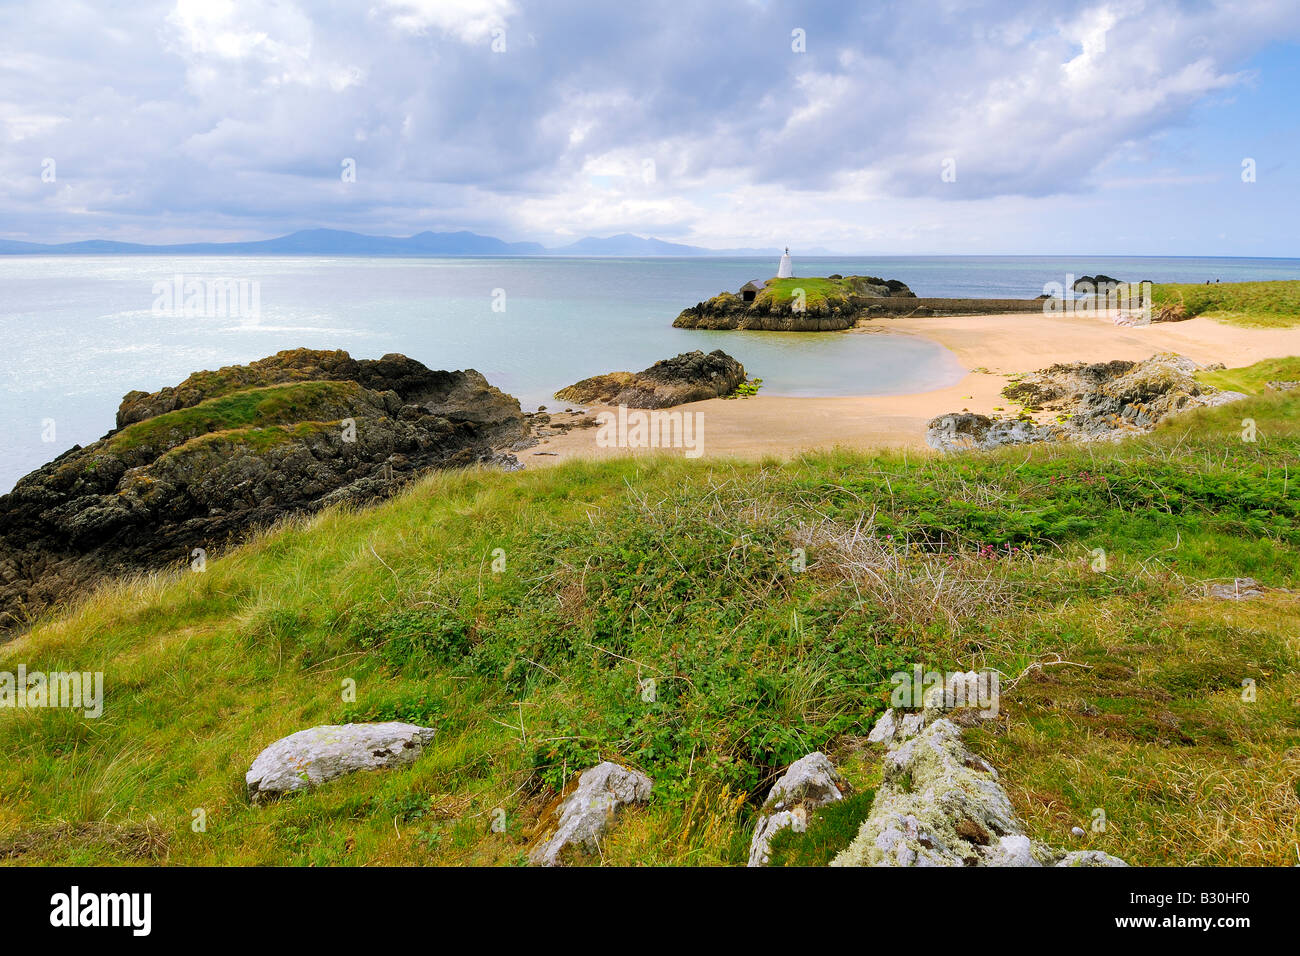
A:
0;349;527;631
1072;274;1124;294
1000;359;1136;410
556;350;747;408
927;353;1247;452
116;347;363;427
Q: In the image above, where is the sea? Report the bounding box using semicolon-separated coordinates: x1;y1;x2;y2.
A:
3;254;1300;492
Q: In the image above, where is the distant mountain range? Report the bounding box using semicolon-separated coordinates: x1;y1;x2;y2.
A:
0;229;819;257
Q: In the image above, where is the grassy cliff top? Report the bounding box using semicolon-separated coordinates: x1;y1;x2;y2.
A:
2;359;1298;866
1150;280;1300;328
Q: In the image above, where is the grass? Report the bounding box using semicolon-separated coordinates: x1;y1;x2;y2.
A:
765;789;877;866
1197;357;1300;394
756;276;906;313
759;277;852;312
107;380;363;458
1150;280;1300;328
1;368;1298;866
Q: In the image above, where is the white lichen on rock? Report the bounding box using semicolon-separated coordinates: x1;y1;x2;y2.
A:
747;751;843;866
832;702;1127;867
246;722;435;804
866;708;899;745
529;762;652;866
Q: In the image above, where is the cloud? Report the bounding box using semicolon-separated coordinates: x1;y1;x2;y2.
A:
375;0;516;42
0;0;1296;250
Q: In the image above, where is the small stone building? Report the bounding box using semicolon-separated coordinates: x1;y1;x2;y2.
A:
739;280;766;302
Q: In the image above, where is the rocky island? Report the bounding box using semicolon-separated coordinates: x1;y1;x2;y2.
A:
674;275;1050;331
673;276;916;331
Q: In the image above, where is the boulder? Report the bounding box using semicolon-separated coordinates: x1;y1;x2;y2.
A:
920;670;999;720
555;350;746;408
866;707;899;745
529;762;652;866
747;751;844;866
246;722;435;803
0;349;528;631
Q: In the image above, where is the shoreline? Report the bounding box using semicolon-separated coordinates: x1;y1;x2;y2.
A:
525;308;1300;464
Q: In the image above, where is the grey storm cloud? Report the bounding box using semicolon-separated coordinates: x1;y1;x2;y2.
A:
1;0;1297;243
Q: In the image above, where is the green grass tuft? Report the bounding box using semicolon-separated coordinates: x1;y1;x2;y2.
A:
108;380;364;457
764;790;877;866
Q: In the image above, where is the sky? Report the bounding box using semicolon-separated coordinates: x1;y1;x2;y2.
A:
2;0;1298;255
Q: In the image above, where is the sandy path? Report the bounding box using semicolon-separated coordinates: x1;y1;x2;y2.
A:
523;309;1300;466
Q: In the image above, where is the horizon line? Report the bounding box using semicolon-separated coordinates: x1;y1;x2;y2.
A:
3;229;1298;260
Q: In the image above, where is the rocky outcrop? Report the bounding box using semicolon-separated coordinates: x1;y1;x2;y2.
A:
832;686;1127;867
926;412;1063;452
116;348;525;447
529;762;652;866
0;349;527;630
747;751;844;866
672;276;916;331
246;722;436;804
1072;274;1125;295
927;353;1247;452
555;350;746;408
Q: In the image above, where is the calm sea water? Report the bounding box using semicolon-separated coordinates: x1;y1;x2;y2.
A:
2;254;1299;492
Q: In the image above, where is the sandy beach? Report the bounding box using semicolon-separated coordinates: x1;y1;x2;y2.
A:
526;308;1300;464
